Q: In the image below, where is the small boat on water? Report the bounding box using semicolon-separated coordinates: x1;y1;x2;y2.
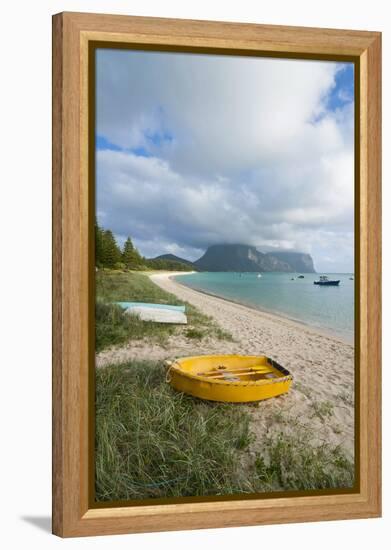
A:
165;354;292;402
257;274;262;278
314;275;340;286
297;275;305;279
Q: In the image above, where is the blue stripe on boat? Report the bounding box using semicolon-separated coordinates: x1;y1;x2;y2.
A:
115;302;186;312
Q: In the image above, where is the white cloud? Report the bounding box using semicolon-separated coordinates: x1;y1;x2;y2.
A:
96;50;354;272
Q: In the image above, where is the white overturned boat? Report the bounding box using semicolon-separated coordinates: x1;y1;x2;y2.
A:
116;301;185;312
126;307;187;324
118;302;187;324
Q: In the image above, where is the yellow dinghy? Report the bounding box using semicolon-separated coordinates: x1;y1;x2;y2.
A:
166;354;292;403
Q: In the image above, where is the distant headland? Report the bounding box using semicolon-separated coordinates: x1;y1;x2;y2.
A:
154;244;316;273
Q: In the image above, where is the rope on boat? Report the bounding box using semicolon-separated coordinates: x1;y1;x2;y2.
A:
164;359;181;383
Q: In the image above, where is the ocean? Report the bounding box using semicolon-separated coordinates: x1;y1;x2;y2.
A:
175;272;354;343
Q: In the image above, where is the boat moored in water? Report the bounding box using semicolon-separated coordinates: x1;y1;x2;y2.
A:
314;275;340;286
165;354;292;402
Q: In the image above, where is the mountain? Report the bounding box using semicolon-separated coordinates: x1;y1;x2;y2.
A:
265;251;315;273
194;244;315;273
153;253;196;268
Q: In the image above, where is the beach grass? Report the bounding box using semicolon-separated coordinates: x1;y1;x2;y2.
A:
254;429;354;491
95;270;232;352
95;360;252;500
95;360;355;501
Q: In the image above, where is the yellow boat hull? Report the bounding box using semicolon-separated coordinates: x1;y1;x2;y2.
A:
167;354;292;403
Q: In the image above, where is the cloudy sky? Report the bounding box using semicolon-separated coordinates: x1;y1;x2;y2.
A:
96;49;354;272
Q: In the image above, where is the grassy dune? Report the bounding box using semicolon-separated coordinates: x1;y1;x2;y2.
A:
95;270;232;352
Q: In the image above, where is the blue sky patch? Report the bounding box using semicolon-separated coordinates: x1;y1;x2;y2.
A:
327;63;354;111
96;134;122;152
131;146;152;157
96;134;153;157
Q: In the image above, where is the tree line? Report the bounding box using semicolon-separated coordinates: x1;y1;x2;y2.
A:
95;220;193;272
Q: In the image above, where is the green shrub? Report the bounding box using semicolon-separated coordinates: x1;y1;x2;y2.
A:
184;328;205;339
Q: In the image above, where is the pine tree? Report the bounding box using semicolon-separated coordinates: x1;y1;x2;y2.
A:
95;219;104;266
102;230;121;268
122;237;142;269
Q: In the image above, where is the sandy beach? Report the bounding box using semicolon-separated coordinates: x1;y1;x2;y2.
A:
96;271;355;462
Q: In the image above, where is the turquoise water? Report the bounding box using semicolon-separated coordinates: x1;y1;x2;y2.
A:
175;272;354;343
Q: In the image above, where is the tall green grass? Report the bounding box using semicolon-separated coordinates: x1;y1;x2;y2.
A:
95;270;232;352
95;361;252;501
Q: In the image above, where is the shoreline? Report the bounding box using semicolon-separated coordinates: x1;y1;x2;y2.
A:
148;270;355;459
151;271;353;347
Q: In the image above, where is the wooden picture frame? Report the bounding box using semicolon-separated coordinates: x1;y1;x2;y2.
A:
52;12;381;537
